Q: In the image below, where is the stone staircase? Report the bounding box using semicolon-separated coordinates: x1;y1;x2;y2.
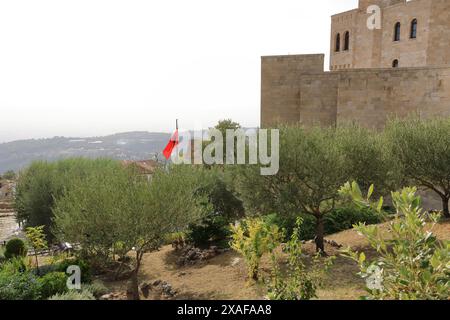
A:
0;199;19;243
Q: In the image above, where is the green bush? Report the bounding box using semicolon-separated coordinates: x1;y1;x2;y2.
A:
187;172;244;248
230;217;284;280
0;257;29;274
164;232;187;246
38;272;68;299
265;207;383;242
2;170;16;180
324;207;383;235
187;214;232;248
341;182;450;300
4;238;28;259
0;270;41;300
15;158;122;240
82;281;109;299
48;290;95;300
267;218;334;300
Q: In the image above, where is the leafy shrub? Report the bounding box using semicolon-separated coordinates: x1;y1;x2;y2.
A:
4;238;27;259
82;281;109;298
2;170;16;180
265;207;383;242
164;232;187;246
0;257;29;274
187;214;232;248
230;217;283;280
0;270;40;300
15;158;122;240
267;218;334;300
38;272;68;299
187;172;244;248
341;182;450;300
25;226;48;274
48;290;95;300
324;207;383;235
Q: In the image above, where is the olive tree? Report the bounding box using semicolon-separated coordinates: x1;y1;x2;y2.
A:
235;125;387;254
16;158;119;240
53;164;211;300
385;117;450;218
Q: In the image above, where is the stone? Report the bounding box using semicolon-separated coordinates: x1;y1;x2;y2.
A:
262;0;450;130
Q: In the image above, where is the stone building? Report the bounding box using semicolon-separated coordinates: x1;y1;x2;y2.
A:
261;0;450;128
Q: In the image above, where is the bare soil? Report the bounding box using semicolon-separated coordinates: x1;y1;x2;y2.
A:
100;220;450;300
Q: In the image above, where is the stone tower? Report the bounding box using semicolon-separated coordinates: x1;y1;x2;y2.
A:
261;0;450;129
330;0;450;70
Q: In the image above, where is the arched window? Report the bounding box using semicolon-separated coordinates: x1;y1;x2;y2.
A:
344;31;350;51
392;59;399;68
335;33;341;52
410;19;418;39
394;22;401;41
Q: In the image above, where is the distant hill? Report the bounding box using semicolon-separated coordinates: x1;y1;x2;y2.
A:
0;132;171;173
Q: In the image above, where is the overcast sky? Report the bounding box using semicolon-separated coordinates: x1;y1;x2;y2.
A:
0;0;358;143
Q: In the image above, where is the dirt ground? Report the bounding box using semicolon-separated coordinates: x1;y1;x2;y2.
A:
100;220;449;300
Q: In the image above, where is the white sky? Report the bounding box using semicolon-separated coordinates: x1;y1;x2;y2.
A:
0;0;358;143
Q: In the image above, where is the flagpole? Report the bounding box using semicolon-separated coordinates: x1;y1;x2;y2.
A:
175;119;179;159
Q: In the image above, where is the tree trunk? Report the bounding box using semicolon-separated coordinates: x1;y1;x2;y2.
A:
442;196;450;219
34;253;40;276
130;269;140;300
315;215;326;255
129;251;142;300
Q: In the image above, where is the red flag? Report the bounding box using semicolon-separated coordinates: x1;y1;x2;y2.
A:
163;130;179;160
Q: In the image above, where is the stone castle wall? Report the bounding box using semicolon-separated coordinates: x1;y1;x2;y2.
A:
261;54;450;129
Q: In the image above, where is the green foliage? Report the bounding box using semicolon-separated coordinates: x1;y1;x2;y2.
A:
323;207;384;235
265;208;383;242
25;226;48;252
37;272;68;299
214;119;241;134
53;163;211;299
234;124;389;253
188;214;232;248
384;117;450;217
4;238;28;259
267;218;334;300
230;217;284;280
1;170;16;180
48;290;95;300
82;281;109;299
15;158;121;240
187;172;244;248
25;225;48;273
164;232;187;246
0;257;29;274
0;266;40;300
340;182;450;300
